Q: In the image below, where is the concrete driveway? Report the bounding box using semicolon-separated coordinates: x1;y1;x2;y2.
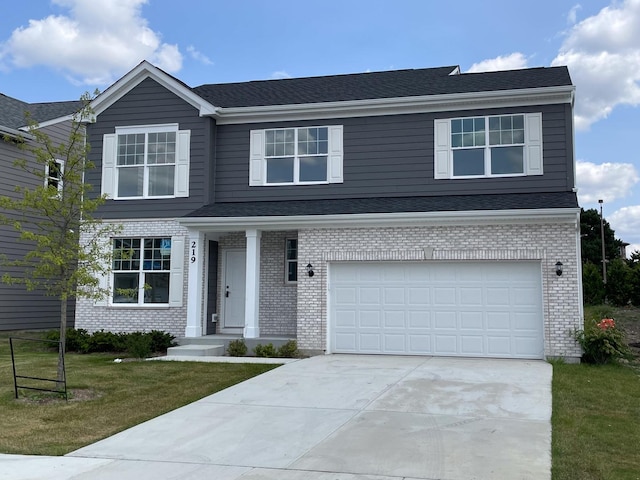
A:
1;355;552;480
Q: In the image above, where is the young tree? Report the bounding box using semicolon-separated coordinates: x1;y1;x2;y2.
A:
0;92;117;385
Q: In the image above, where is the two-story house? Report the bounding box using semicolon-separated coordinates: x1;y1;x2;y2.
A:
0;93;80;330
76;61;582;361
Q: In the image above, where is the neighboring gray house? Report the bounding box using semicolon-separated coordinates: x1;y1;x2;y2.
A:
0;94;80;330
76;61;583;361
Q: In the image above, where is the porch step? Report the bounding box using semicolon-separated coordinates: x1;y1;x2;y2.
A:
167;344;225;357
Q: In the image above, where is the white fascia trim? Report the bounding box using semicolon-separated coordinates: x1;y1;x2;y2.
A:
214;85;575;125
91;61;219;118
1;125;35;141
179;207;581;232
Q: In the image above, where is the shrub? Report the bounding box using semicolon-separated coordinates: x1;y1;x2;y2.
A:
253;343;277;358
86;330;127;353
126;332;153;359
227;339;247;357
582;262;605;305
45;328;91;352
605;258;632;306
148;330;176;352
277;340;299;358
574;317;631;364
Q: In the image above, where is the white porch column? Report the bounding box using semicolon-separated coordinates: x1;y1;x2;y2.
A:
185;229;205;337
244;229;261;338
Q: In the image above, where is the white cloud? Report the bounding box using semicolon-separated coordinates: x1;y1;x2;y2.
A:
552;0;640;130
567;4;582;25
0;0;182;85
576;160;639;204
610;206;640;246
187;45;213;66
271;71;291;79
466;53;529;73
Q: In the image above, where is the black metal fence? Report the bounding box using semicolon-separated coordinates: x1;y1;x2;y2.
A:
10;336;67;401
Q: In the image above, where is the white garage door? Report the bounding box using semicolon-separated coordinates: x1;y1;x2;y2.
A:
329;261;543;359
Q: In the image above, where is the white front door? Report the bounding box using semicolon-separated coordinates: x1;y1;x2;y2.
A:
222;250;246;331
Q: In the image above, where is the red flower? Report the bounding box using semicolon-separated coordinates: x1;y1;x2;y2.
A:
597;318;615;330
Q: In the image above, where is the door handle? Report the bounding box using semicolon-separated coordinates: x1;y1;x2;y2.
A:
225;286;230;298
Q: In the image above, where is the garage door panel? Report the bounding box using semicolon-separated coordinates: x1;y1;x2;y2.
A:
359;310;381;327
408;311;431;328
461;335;484;355
434;287;456;305
384;287;405;304
434;335;458;354
408;335;432;353
460;311;483;329
330;262;543;359
384;311;406;328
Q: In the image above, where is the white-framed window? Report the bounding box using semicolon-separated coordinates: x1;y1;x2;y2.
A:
249;125;343;186
107;236;184;307
45;159;64;192
285;238;297;283
101;124;191;199
434;112;543;179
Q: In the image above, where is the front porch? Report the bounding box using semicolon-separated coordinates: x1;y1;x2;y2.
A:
167;334;296;358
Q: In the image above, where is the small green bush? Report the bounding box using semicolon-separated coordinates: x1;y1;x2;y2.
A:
253;343;277;358
45;328;91;352
277;340;299;358
87;330;127;353
227;339;247;356
126;332;153;359
574;317;631;364
148;330;176;352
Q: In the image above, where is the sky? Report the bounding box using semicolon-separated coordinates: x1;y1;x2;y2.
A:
1;0;640;252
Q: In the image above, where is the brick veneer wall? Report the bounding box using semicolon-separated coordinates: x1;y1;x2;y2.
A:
76;220;189;338
296;222;583;360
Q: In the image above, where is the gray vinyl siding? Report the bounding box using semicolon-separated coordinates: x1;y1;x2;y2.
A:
86;77;215;219
0;122;75;331
214;103;574;202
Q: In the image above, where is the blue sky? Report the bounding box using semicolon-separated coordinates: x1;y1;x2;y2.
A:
1;0;640;251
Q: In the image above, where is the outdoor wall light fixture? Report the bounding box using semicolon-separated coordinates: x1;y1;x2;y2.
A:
306;263;314;277
555;261;563;276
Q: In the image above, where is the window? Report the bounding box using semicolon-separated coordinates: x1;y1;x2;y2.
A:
45;159;64;192
434;113;542;179
112;237;172;305
285;238;297;283
249;125;343;186
101;124;191;199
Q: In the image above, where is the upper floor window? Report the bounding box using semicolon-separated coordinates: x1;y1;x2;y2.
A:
434;113;542;179
249;125;343;186
101;124;191;199
45;159;64;192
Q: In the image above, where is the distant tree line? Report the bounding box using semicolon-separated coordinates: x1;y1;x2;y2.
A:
580;208;640;306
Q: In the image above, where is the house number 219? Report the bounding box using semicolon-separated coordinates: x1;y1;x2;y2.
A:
190;241;197;263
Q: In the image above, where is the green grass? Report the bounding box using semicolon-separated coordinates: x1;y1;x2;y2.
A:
552;302;640;480
0;331;278;455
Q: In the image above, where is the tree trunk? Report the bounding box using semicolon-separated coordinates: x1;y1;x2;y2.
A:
57;298;67;386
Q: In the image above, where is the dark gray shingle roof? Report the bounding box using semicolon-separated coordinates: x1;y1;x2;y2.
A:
184;192;578;218
192;66;572;108
0;93;81;130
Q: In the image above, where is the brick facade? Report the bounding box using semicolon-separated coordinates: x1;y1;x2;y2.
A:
296;221;583;360
76;220;189;338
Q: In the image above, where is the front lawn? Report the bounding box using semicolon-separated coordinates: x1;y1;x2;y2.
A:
552;305;640;479
0;331;278;455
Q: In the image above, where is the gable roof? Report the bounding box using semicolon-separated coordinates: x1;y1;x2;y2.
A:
0;93;81;132
192;66;572;108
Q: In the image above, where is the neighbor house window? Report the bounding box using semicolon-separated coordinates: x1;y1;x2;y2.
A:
112;237;172;304
285;238;297;283
101;124;191;199
45;159;64;192
249;125;343;186
434;113;543;179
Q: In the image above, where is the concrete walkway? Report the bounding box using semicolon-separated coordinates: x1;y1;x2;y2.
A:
0;355;552;480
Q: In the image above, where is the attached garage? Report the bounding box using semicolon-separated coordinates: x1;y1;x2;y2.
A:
329;261;544;359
